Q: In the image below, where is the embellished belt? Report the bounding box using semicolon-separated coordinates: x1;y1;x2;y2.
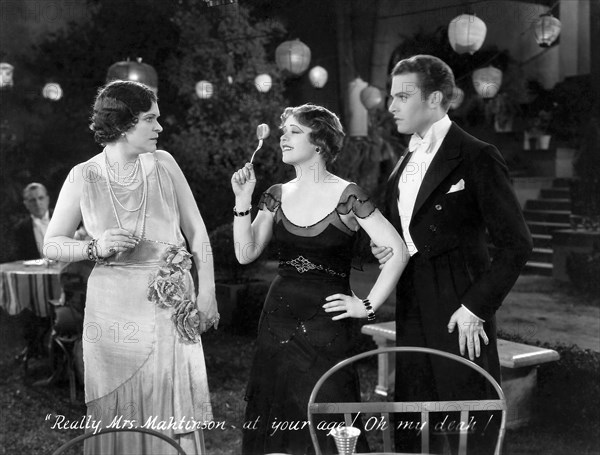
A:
279;255;347;278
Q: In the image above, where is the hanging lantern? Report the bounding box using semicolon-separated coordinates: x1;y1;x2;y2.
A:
0;62;14;88
254;73;272;93
472;66;503;99
448;14;487;55
275;39;311;75
42;82;63;101
227;75;234;84
106;58;158;93
533;13;561;47
195;80;214;99
359;85;384;110
308;66;328;88
449;86;464;110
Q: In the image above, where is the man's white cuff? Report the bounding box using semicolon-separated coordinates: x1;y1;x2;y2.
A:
462;304;485;323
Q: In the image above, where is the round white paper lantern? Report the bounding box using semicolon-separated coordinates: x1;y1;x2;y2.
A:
42;82;63;101
254;73;272;93
0;62;14;88
448;14;487;55
106;58;158;93
359;85;384;110
472;66;503;99
308;66;328;88
195;80;214;99
275;39;311;75
449;86;465;109
533;13;561;47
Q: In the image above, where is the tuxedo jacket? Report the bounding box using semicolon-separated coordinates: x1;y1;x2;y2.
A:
14;210;53;260
385;123;532;376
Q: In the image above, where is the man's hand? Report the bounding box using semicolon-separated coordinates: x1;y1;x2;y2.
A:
370;240;394;270
447;306;489;360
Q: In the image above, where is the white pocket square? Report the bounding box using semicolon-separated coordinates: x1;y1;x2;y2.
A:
447;179;465;194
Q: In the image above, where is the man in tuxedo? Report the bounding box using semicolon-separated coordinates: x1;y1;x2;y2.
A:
373;55;532;453
14;182;52;259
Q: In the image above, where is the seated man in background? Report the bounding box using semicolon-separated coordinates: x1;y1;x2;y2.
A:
14;182;53;260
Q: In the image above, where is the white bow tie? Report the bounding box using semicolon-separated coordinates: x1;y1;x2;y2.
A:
408;134;432;154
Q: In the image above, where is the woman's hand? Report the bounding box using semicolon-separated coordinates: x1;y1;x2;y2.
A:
231;163;256;200
323;291;367;320
96;228;138;258
196;294;220;333
370;240;394;270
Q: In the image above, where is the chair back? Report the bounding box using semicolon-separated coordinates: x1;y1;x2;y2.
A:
51;260;94;335
51;427;187;455
307;347;506;455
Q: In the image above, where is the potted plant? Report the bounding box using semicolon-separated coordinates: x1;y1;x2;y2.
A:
524;108;553;150
208;222;270;333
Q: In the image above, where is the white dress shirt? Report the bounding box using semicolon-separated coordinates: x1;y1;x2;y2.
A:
397;115;484;322
32;210;50;256
398;115;452;255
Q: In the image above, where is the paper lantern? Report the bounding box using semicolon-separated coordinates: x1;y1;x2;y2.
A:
308;66;328;88
472;66;503;99
275;39;311;75
42;82;63;101
254;73;272;93
106;58;158;92
359;85;384;110
449;86;464;109
0;62;14;88
533;13;561;47
448;14;487;55
195;80;214;99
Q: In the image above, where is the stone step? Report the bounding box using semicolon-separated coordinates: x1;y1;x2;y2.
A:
523;261;553;276
524;210;571;224
531;233;553;249
526;199;572;211
540;188;571;199
552;178;571;189
527;221;571;236
531;247;553;263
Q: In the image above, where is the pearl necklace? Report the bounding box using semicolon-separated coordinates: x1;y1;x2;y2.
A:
105;154;149;239
105;151;140;187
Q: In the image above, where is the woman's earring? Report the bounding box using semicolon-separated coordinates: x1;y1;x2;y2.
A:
316;147;321;153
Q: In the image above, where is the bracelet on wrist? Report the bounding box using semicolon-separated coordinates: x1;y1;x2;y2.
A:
86;240;95;261
88;238;106;264
233;205;252;217
363;298;376;322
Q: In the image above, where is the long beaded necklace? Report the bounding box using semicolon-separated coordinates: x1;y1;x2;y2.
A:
104;151;148;240
105;153;140;187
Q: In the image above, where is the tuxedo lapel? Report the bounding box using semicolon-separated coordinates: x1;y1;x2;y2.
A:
411;124;463;219
386;148;410;232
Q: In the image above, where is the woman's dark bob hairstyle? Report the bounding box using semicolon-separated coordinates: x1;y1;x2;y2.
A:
89;80;157;145
280;104;345;163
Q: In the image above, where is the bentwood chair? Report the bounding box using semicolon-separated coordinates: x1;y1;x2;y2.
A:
51;427;188;455
33;260;93;402
307;347;507;455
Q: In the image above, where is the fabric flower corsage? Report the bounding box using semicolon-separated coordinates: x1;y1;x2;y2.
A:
172;298;202;344
148;245;201;343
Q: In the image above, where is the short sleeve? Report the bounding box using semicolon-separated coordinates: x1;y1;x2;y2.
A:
257;184;281;213
336;183;376;219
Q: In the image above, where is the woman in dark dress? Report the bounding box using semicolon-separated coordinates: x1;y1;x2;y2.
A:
231;104;407;454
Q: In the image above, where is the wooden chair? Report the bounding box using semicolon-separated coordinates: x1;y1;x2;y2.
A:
51;427;187;454
307;347;507;455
